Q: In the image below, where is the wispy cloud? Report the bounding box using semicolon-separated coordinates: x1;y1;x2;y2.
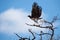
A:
0;8;47;34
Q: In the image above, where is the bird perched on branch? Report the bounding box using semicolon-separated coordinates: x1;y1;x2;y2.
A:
28;2;42;23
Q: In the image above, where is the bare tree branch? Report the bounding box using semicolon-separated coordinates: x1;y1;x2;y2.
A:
51;16;60;23
34;31;51;36
28;29;36;40
26;19;55;40
25;15;60;40
14;33;22;38
14;33;30;40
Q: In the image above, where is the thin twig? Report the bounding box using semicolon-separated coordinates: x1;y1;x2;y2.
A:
28;29;36;40
14;33;30;40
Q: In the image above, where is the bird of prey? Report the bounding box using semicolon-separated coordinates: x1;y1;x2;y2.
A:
28;2;42;23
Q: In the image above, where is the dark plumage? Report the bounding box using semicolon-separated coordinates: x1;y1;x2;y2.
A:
28;2;42;23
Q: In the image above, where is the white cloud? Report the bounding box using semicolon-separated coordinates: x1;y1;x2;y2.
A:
0;8;46;34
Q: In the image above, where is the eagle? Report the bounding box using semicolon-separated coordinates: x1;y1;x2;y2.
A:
28;2;42;23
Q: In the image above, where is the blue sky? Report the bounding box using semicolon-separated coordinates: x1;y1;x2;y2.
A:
0;0;60;40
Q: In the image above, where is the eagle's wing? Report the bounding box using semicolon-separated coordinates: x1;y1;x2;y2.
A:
31;2;42;18
31;6;37;18
38;6;42;18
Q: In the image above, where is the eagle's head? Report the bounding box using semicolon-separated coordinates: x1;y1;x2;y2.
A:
28;15;35;20
28;15;32;18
